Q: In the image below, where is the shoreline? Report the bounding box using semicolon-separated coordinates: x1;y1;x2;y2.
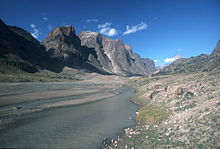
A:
105;71;220;148
100;84;139;149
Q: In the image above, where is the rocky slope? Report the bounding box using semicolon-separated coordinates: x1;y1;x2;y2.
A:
156;41;220;75
79;31;156;76
0;19;63;73
106;70;220;148
211;40;220;55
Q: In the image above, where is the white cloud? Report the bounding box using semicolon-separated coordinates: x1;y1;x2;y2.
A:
31;29;40;39
30;24;36;28
43;17;48;21
87;18;98;23
48;24;53;30
164;55;182;63
123;22;147;35
177;49;183;52
98;22;118;36
154;59;160;63
98;22;111;28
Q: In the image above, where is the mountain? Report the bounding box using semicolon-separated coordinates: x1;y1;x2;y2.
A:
41;26;111;74
211;40;220;56
155;41;220;75
78;31;156;76
0;19;63;73
41;25;84;67
0;19;156;76
156;55;182;71
156;63;170;71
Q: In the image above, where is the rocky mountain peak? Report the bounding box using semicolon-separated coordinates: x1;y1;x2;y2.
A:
211;40;220;56
78;31;101;48
0;19;6;28
79;31;99;38
41;25;83;67
44;25;76;42
79;32;156;76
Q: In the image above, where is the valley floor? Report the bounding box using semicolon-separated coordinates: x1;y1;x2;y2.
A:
105;71;220;149
1;67;219;148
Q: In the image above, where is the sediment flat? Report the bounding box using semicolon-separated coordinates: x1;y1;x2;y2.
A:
40;91;118;109
0;88;100;106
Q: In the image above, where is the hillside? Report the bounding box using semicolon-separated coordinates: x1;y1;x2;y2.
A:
0;19;63;74
156;41;220;75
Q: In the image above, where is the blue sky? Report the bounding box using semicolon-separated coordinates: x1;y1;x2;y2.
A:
1;0;220;66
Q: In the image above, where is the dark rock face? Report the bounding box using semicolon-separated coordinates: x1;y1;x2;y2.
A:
0;19;63;73
41;25;84;67
79;31;156;76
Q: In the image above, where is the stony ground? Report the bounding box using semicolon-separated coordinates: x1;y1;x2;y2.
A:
103;71;220;149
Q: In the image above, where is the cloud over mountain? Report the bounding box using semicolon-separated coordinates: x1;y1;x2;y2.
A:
164;55;182;63
98;22;118;36
123;22;147;35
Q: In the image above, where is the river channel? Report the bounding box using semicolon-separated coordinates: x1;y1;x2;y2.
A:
0;82;138;149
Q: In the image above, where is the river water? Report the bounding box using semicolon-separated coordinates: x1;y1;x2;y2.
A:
0;83;138;149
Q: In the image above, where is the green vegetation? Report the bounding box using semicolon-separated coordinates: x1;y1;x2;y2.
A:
0;65;78;82
0;72;78;82
136;105;171;124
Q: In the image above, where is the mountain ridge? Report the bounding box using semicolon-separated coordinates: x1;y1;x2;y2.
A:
0;19;63;73
78;31;156;76
0;19;156;76
155;42;220;75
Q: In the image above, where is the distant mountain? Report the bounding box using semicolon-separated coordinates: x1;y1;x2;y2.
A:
156;55;182;71
156;64;170;71
0;19;63;73
155;41;220;75
0;19;156;76
211;40;220;56
78;31;156;76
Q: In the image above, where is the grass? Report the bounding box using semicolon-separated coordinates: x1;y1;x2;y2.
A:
131;81;172;125
0;73;78;82
136;105;172;124
0;66;78;82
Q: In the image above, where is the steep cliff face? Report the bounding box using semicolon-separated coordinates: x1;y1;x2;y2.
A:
41;25;84;67
0;19;63;73
79;31;113;72
79;31;156;76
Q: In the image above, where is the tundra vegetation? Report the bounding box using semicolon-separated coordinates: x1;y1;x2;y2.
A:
106;70;220;149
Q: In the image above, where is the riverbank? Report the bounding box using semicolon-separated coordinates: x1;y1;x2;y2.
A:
106;70;220;148
0;79;139;148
